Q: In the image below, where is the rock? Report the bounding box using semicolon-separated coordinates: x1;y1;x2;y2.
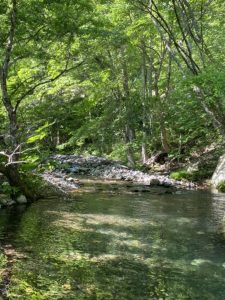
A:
16;195;27;204
45;154;194;191
175;190;183;195
0;195;12;206
8;200;16;206
149;178;160;186
67;177;74;182
212;155;225;189
160;180;172;187
130;186;149;193
0;198;8;206
68;166;79;173
143;177;160;186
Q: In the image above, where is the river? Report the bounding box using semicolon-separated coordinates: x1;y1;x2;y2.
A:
0;181;225;299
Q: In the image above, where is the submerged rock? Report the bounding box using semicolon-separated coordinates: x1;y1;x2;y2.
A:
148;177;160;186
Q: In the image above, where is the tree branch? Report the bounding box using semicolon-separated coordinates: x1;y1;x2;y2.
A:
0;0;17;115
15;60;84;111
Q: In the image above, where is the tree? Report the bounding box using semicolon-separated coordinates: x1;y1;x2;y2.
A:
0;0;91;199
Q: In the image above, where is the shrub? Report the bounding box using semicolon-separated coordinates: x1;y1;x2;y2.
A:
170;170;192;181
216;181;225;193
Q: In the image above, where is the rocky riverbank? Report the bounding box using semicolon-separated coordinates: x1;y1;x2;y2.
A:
0;154;205;209
42;155;198;193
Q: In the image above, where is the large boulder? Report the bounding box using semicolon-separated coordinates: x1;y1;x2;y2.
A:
16;195;27;204
212;155;225;189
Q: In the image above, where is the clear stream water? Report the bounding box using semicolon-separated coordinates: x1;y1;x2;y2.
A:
0;182;225;299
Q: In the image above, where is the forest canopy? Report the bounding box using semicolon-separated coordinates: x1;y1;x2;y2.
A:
0;0;225;196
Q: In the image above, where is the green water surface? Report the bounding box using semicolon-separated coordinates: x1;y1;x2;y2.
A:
0;184;225;299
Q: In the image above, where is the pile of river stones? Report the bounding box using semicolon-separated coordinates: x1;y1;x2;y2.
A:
42;155;197;192
0;155;198;208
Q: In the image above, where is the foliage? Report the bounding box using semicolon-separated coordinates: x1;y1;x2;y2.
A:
170;170;193;181
0;182;20;196
216;181;225;193
0;0;225;189
0;252;7;269
170;168;213;182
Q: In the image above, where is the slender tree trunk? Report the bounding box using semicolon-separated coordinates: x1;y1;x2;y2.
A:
121;48;136;167
159;53;171;154
124;125;135;168
160;125;170;153
141;42;148;164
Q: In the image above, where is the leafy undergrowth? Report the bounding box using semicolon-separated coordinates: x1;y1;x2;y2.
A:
170;169;213;183
0;251;7;294
169;143;224;183
0;251;7;276
216;181;225;193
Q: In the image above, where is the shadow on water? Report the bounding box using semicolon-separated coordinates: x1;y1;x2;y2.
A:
0;205;28;299
0;188;225;299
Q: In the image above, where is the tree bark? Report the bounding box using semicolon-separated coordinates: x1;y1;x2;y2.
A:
0;1;37;201
121;48;136;167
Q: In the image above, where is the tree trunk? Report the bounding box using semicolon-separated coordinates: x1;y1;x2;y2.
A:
141;40;149;164
160;125;170;153
125;125;135;168
121;48;136;167
0;1;38;201
1;165;38;201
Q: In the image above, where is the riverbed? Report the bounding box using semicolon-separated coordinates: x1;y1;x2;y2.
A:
0;182;225;299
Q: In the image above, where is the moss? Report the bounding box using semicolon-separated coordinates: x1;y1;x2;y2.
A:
170;170;192;181
170;168;213;182
216;181;225;193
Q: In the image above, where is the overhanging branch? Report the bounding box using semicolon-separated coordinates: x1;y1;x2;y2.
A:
15;60;84;111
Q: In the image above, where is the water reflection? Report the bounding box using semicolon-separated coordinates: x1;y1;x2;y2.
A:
0;188;225;299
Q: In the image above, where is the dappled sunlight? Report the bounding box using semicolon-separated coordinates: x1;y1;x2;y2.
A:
47;210;156;228
49;211;95;233
176;217;195;225
96;228;132;239
82;213;155;227
110;238;150;252
47;209;158;254
191;258;213;266
48;211;157;234
0;188;224;299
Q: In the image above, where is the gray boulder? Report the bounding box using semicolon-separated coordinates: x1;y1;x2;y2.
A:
16;195;27;204
0;196;11;206
8;200;16;206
